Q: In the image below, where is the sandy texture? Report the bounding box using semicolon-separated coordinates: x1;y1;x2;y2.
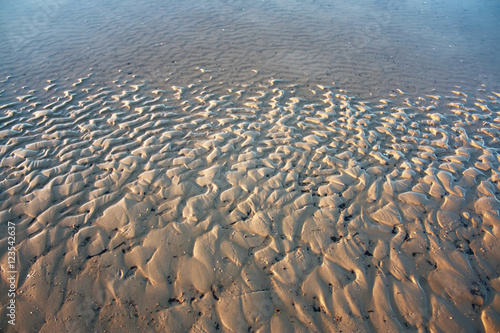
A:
1;0;499;99
1;0;500;331
0;68;500;332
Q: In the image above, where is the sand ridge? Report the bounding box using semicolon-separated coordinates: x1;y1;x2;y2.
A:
0;68;499;332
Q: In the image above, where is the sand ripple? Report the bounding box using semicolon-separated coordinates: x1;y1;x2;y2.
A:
1;71;500;332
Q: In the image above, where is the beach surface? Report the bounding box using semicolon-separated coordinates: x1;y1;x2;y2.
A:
1;0;500;332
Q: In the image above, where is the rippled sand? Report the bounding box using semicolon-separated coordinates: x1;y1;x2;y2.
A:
0;67;499;332
1;0;500;331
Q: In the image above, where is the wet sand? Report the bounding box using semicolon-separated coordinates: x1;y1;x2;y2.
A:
1;0;499;97
1;0;500;332
0;68;499;332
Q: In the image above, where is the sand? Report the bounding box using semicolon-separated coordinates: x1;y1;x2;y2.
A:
1;0;500;332
0;68;499;332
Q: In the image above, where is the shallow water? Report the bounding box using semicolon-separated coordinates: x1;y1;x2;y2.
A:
1;0;499;97
1;0;500;332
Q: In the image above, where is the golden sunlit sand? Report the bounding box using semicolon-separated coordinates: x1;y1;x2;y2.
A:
1;0;500;331
1;68;499;332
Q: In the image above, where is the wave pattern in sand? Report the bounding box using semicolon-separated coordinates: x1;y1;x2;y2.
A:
1;72;500;332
